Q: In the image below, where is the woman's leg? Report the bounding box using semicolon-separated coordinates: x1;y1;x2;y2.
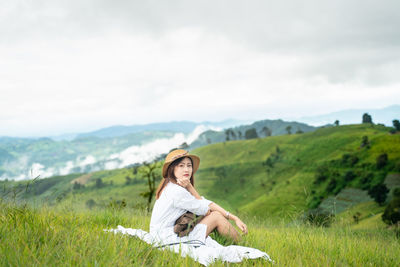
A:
199;211;240;242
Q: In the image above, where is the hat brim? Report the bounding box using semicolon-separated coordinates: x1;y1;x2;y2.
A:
162;154;200;178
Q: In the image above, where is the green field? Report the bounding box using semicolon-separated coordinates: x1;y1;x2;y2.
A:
1;200;399;266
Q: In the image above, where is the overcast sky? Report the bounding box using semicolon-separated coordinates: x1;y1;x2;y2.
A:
1;0;399;137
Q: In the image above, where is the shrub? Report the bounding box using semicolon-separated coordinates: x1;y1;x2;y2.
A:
360;172;374;190
341;154;359;166
349;155;359;166
376;153;388;169
245;128;258;139
382;196;400;225
73;181;84;190
353;212;361;224
344;171;356;182
314;166;329;184
108;199;127;210
393;119;400;131
95;178;104;188
393;188;400;198
304;208;335;227
368;183;389;205
86;199;96;209
326;178;337;193
360;136;370;148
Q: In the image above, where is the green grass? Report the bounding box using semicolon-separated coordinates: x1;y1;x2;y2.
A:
1;200;399;266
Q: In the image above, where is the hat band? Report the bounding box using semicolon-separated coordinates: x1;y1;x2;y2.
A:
171;151;188;161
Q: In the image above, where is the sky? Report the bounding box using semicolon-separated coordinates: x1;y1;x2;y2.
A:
1;0;399;137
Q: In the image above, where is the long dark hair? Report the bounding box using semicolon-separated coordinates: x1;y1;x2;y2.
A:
155;156;195;199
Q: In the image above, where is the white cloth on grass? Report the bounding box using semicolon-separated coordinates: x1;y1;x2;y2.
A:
104;182;272;266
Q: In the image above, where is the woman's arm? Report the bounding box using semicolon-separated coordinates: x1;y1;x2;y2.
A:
178;178;248;234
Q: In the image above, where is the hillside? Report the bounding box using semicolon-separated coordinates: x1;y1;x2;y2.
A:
0;118;311;181
194;124;400;219
189;119;316;149
3;123;399;226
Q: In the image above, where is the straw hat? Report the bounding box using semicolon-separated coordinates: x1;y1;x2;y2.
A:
162;149;200;178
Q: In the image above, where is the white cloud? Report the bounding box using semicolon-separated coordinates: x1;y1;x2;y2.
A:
1;1;399;137
30;163;55;179
59;161;74;175
107;124;216;168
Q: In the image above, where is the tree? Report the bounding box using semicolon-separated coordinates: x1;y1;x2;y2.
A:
285;125;292;135
261;126;272;137
139;161;161;212
225;129;230;141
368;183;389;205
382;195;400;225
238;131;243;139
231;130;237;140
179;142;189;149
393;120;400;131
95;178;104;188
73;181;82;190
245;128;258;139
362;113;373;124
334;120;340;126
125;176;132;185
295;128;304;134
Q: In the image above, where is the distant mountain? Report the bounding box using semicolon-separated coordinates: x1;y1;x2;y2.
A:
293;105;399;126
0;119;248;181
55;119;248;140
0;131;179;180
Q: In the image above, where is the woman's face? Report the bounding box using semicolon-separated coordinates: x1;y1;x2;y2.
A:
173;157;193;181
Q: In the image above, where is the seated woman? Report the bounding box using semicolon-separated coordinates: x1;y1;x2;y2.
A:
149;149;248;245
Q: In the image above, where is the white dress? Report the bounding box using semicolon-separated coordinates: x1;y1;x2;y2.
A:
149;182;212;245
105;182;273;266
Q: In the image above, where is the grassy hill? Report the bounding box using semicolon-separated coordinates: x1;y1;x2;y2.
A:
2;123;399;225
194;124;400;219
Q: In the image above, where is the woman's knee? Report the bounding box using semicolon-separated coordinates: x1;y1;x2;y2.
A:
208;211;225;220
202;211;224;225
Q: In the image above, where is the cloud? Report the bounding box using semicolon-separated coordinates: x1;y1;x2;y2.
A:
1;125;216;180
1;0;399;137
107;124;219;168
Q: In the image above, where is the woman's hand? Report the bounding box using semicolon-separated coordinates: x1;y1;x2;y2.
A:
177;177;191;188
234;217;248;235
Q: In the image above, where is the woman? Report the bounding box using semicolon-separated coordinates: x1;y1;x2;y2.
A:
149;149;248;245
